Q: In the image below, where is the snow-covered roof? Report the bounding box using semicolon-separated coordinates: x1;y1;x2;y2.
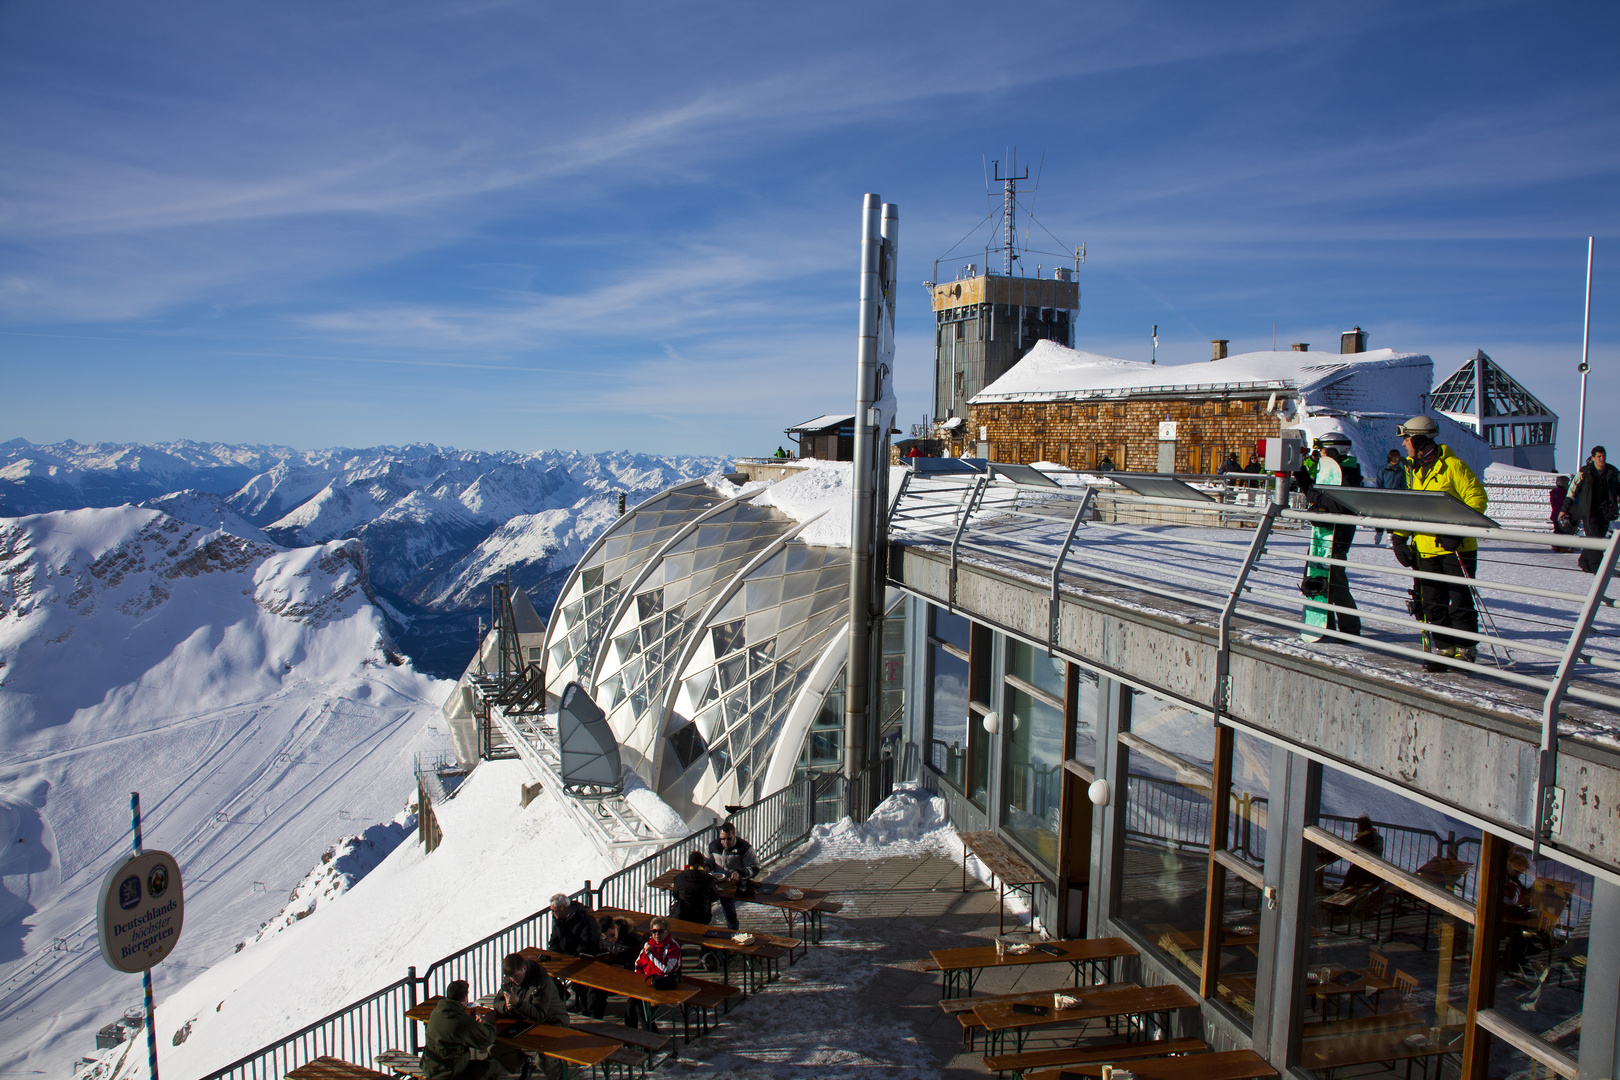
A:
972;339;1431;403
785;413;854;434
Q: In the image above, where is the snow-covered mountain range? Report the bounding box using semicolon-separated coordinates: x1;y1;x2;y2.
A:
1;441;729;676
0;504;455;1077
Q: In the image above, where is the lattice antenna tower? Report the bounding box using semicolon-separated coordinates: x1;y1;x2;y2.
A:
992;155;1030;276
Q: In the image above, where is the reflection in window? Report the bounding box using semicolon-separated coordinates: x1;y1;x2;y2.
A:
1003;641;1065;868
1212;730;1271;1027
1300;770;1480;1080
1117;693;1214;983
926;608;971;791
1487;853;1590;1076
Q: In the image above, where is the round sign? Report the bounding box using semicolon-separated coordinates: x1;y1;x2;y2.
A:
97;850;184;973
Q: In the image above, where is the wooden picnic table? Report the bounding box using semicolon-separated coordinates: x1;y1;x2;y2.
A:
973;982;1200;1055
288;1057;395;1080
928;936;1138;998
1304;963;1397;1018
646;870;842;943
404;1001;623;1078
1299;1023;1465;1077
599;905;796;990
1023;1048;1278;1080
519;946;707;1043
960;831;1046;935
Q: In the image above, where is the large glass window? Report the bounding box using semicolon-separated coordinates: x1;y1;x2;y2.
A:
1116;693;1215;983
926;608;970;789
1299;770;1480;1080
1484;853;1590;1077
1211;729;1272;1026
1002;641;1066;868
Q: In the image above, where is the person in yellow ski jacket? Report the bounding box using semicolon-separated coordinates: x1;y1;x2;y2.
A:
1390;415;1488;671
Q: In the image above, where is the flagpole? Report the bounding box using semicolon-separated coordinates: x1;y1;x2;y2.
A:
1577;237;1594;468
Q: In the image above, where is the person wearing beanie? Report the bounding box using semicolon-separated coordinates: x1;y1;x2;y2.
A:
1562;446;1620;572
1390;416;1488;671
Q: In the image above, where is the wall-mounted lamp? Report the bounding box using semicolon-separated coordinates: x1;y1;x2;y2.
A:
982;711;999;735
1087;778;1110;806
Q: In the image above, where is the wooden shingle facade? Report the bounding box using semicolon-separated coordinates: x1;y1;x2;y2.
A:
967;394;1284;472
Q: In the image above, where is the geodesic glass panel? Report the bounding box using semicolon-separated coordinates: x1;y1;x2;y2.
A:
541;482;729;697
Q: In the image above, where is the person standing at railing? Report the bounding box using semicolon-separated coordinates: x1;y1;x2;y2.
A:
1310;432;1364;637
1561;447;1620;573
1390;416;1488;671
1549;475;1577;553
1372;449;1405;547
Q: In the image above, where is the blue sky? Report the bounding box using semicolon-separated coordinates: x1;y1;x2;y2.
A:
1;1;1617;466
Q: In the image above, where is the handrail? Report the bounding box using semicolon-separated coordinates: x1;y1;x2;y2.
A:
893;466;1620;864
200;776;820;1080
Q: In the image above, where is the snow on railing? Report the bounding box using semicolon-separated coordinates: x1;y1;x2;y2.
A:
890;465;1620;857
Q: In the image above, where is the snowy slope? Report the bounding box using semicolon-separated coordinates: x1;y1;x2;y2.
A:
0;507;452;1076
127;759;612;1080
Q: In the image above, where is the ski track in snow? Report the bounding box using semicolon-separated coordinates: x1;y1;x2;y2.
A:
0;506;454;1076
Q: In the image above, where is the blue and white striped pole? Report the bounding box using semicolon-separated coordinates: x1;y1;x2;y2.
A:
131;792;159;1080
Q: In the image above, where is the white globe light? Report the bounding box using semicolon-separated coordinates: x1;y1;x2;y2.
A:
1087;778;1110;806
982;711;999;735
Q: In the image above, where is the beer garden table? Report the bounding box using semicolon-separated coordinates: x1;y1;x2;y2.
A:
928;936;1139;998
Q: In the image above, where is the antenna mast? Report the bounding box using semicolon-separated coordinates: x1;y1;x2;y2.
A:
992;156;1030;276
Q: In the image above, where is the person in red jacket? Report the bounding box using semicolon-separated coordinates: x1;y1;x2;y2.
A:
634;917;681;1032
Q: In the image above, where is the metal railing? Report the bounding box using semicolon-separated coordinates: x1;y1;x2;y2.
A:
200;974;419;1080
200;774;825;1080
891;466;1620;851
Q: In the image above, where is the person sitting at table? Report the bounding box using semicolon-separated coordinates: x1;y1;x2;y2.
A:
422;979;501;1080
597;915;649;1028
496;952;569;1026
670;851;720;925
546;893;604;1017
634;916;682;1033
1340;816;1385;891
493;954;567;1079
706;822;761;932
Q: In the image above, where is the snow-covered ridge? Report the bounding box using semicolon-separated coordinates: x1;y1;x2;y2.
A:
0;504;453;1077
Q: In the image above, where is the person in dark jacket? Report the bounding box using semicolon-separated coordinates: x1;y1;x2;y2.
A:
596;916;649;1027
1218;451;1242;475
1096;453;1115;472
707;823;761;931
422;980;499;1080
494;954;567;1078
1550;475;1576;552
546;894;603;1016
670;851;721;925
1562;447;1620;572
1372;448;1405;546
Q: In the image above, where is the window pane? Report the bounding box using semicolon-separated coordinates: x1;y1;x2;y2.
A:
1212;730;1272;1027
927;644;969;789
1117;693;1215;983
1002;685;1063;868
1486;853;1590;1076
1072;668;1099;770
1299;770;1481;1080
932;606;970;652
1009;639;1066;701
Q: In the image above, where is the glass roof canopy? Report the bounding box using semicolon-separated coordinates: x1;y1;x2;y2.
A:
540;478;851;825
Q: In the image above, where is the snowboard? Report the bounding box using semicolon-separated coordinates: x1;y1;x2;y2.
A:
1301;456;1342;642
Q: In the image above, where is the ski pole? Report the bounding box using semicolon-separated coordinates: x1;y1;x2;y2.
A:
1455;551;1510;668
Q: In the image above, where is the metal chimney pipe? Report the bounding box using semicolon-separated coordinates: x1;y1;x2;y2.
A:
845;194;889;822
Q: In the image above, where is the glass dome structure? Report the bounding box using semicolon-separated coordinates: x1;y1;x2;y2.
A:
540;478;852;825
